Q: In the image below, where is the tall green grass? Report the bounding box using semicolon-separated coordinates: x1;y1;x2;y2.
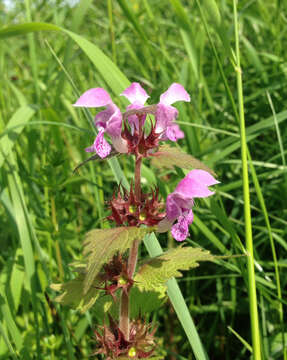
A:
0;1;286;359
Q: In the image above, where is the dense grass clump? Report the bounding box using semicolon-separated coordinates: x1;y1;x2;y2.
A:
0;1;287;359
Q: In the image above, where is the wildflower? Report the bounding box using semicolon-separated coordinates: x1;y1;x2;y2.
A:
121;82;150;131
159;169;219;242
155;83;190;141
73;88;126;158
73;82;190;159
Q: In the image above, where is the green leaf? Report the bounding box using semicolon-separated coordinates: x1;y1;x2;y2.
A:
151;144;216;176
50;273;101;313
129;287;166;318
135;246;214;297
83;227;154;294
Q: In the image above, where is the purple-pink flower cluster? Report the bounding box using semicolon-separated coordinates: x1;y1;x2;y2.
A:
73;82;190;158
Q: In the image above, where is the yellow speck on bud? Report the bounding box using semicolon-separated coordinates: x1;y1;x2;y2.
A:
128;347;137;358
139;213;146;221
118;277;127;286
129;205;137;214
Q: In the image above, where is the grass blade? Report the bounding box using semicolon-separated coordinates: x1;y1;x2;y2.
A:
233;2;262;358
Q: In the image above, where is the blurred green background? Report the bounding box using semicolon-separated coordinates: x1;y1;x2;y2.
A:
0;0;287;359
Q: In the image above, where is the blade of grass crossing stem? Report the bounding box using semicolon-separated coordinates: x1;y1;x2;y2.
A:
144;233;209;360
0;23;208;357
233;2;262;358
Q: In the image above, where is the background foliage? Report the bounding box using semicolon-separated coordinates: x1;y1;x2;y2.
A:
0;0;287;359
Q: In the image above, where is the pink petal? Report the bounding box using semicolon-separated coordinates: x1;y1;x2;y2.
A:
175;177;214;198
165;124;185;141
85;129;111;158
95;104;122;137
175;170;219;199
171;216;190;241
155;103;178;135
187;169;219;186
120;82;149;105
125;103;146;130
159;83;190;106
73;88;112;108
185;209;194;224
166;193;182;221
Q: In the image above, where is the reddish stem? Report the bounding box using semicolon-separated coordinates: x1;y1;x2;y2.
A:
135;156;142;202
119;238;140;340
128;239;140;278
119;290;130;339
119;122;143;339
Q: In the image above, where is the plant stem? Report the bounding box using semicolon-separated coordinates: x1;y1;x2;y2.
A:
119;290;130;339
233;1;262;359
119;145;143;339
135;156;142;201
119;238;140;340
128;239;140;278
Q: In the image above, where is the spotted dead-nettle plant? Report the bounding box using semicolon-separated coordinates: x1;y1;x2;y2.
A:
51;82;218;359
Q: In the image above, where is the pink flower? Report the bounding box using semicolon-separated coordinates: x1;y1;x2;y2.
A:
73;82;190;158
160;170;219;242
73;88;126;158
121;82;189;141
155;83;190;141
121;82;150;131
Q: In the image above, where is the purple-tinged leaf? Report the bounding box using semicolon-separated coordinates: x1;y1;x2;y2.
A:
151;144;216;176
